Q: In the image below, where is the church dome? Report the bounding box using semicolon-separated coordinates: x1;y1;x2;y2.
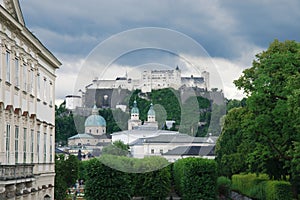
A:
131;100;139;114
85;105;106;127
85;115;106;127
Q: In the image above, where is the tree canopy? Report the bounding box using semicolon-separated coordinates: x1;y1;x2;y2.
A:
216;40;300;195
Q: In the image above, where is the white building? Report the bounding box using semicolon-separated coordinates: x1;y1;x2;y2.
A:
141;67;181;93
65;95;82;110
111;101;217;161
0;1;61;199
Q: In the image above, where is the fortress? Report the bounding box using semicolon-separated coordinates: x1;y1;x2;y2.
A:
66;67;210;109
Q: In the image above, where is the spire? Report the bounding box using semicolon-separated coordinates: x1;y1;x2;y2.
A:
92;104;98;115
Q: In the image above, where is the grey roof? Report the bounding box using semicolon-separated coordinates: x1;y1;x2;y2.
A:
163;145;215;156
143;134;218;144
55;148;70;155
68;133;95;139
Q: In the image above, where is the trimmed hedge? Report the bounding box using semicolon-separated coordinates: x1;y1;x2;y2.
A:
84;155;171;200
232;173;293;200
265;180;293;200
173;157;217;200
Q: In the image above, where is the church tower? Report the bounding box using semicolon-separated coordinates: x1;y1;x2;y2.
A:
147;103;156;122
128;100;142;130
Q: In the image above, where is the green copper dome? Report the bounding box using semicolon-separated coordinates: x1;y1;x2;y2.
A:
85;105;106;127
131;100;139;114
147;103;155;116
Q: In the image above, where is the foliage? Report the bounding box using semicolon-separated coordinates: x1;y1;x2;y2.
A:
55;102;78;145
132;165;171;199
231;173;292;200
84;155;171;200
226;98;246;112
54;154;79;200
265;180;293;200
129;88;213;136
231;173;268;199
217;176;231;198
99;108;129;133
55;155;68;200
215;107;254;177
102;140;129;156
233;39;300;181
173;157;217;200
84;158;132;200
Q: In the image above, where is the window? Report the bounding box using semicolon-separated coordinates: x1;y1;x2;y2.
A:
160;149;163;154
151;149;154;154
23;128;27;163
15;126;19;163
43;78;47;101
23;64;27;91
37;131;40;163
6;124;11;163
49;82;53;105
6;51;10;82
14;58;19;87
29;68;34;93
44;133;47;162
50;135;53;163
37;74;40;99
31;130;34;163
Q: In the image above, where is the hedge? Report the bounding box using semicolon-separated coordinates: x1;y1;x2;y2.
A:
232;173;293;200
173;157;217;200
265;180;293;200
84;155;171;200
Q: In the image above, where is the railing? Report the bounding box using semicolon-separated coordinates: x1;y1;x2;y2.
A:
0;164;34;181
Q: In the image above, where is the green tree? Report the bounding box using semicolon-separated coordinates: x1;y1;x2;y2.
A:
234;40;300;188
54;154;80;200
55;102;78;145
102;140;129;156
215;107;254;177
54;155;68;200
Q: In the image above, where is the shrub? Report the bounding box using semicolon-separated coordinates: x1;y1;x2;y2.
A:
217;176;231;197
265;181;292;200
174;157;217;200
84;155;171;200
232;173;293;200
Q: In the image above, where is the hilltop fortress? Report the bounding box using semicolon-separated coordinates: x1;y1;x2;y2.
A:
66;67;217;110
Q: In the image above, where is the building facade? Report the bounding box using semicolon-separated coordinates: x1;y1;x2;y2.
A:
0;1;61;199
73;67;209;109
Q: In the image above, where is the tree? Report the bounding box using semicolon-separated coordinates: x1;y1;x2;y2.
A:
215;107;255;177
55;102;78;145
234;40;300;182
54;154;80;200
102;140;129;156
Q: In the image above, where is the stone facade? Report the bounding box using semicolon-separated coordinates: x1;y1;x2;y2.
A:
0;1;61;199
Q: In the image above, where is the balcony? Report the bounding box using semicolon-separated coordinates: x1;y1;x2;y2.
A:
0;164;34;181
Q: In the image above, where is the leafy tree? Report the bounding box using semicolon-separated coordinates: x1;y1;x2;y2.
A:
54;155;68;200
102;140;129;156
215;107;255;177
55;102;78;145
233;40;300;195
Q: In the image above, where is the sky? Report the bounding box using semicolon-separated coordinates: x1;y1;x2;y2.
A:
19;0;300;105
